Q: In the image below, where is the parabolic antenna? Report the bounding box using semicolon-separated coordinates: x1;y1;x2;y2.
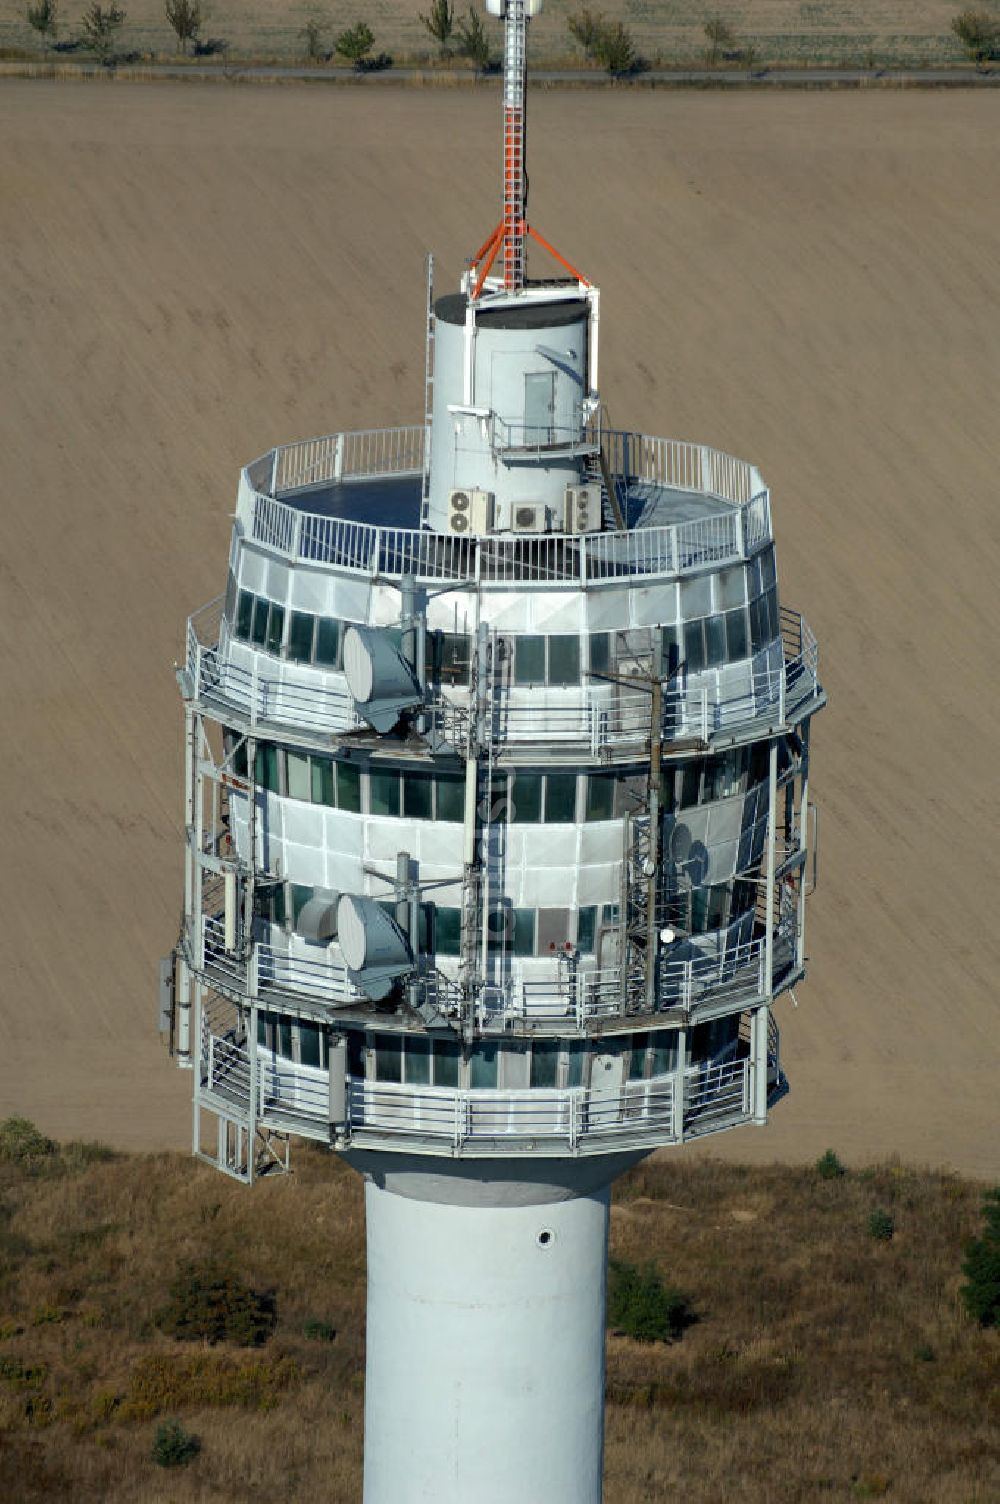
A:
343;625;422;733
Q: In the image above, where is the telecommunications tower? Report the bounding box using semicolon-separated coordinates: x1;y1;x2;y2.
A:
163;2;824;1497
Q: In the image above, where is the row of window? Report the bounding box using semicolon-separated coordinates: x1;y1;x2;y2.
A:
225;583;781;686
256;1017;742;1087
259;882;755;957
227;734;767;825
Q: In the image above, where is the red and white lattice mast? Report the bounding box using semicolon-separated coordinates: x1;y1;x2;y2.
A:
467;0;590;298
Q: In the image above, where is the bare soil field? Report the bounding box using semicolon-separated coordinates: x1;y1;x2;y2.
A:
0;82;997;1177
0;0;982;70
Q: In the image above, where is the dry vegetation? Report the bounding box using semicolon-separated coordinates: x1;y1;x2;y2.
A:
0;0;991;69
0;1130;997;1502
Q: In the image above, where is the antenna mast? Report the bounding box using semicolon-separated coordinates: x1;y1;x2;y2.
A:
501;0;528;290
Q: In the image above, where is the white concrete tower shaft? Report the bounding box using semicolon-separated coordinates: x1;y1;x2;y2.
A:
353;1156;638;1504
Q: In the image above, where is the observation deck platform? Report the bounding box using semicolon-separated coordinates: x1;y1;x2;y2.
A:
197;1018;785;1162
239;425;773;587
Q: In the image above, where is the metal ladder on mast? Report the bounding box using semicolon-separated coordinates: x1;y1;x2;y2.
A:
420;254;435;529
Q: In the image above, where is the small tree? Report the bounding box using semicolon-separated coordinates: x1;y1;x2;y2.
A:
608;1259;695;1343
81;2;126;63
456;6;491;71
815;1148;846;1180
961;1187;1000;1327
336;19;375;68
420;0;454;55
302;16;325;60
594;18;637;76
567;7;604;59
157;1260;276;1347
152;1419;201;1468
26;0;59;50
165;0;201;54
951;9;1000;64
704;16;734;65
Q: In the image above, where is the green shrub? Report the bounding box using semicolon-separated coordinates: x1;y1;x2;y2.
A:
0;1117;56;1166
960;1187;1000;1327
867;1210;895;1242
816;1149;846;1180
951;9;1000;64
157;1260;276;1347
607;1259;694;1343
303;1318;337;1343
152;1418;201;1467
593;20;638;76
335;20;374;68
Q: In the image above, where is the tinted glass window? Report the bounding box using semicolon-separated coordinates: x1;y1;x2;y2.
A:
405;1038;431;1085
585;775;615;822
265;602;285;655
705;614;727;668
236;590;254;640
337;762;361;813
511;909;535;957
577;906;597;954
683;619;705;673
278;1019;293;1059
434;1040;460;1088
287;611;314;663
725;607;748;660
311;756;335;807
254;743;280;792
315;618;340;668
545;775;577;824
566;1041;586;1087
469;1042;498;1089
590;632;611;675
434;907;461;956
629;1033;649;1079
286;751;310;802
375;1035;402;1083
531;1041;559;1089
765;585;780;640
251;596;270;647
548;635;580;686
402;771;433;820
661;625;681;675
749;594;768;653
370;771;400;817
514;635;545;686
651;1030;678;1075
299;1023;322;1070
436;774;465;823
510;773;542;823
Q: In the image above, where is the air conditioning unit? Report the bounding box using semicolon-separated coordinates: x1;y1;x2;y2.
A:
564;485;598;535
510;502;549;535
447;487;493;535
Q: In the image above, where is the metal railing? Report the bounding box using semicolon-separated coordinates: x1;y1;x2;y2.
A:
237;427;772;587
274;426;426;494
514;934;780;1027
201;909;792;1032
186;600;820;752
199;1024;753;1153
